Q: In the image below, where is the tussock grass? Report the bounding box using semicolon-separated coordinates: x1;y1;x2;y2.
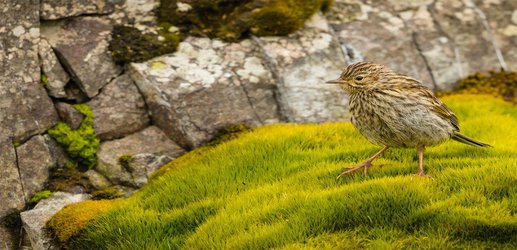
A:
50;94;517;249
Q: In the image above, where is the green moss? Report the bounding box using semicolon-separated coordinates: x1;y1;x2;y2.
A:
29;190;53;206
48;94;517;249
158;0;333;41
91;187;122;200
41;73;48;86
118;154;134;172
48;104;100;169
109;25;180;65
439;70;516;103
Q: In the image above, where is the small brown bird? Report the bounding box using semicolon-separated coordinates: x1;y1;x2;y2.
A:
326;62;491;178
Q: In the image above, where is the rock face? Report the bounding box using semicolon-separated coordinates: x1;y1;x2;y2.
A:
125;154;173;187
257;14;350;123
0;141;25;220
39;37;70;98
40;0;123;20
17;135;56;201
88;74;150;141
0;0;59;143
20;192;90;250
41;17;122;98
96;126;185;186
54;102;85;130
130;37;282;148
328;0;435;89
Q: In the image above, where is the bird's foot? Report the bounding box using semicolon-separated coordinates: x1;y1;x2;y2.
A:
410;171;433;180
337;160;373;179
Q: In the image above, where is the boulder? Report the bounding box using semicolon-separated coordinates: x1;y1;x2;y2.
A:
0;140;26;223
0;0;59;142
40;0;123;20
96;126;185;186
256;14;350;123
16;135;55;201
39;37;70;98
125;154;173;187
20;192;90;250
0;225;16;249
327;1;435;89
88;74;150;141
41;17;122;98
85;170;112;190
54;102;85;130
130;37;281;148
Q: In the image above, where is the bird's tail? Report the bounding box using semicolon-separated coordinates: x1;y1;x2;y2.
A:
452;132;492;147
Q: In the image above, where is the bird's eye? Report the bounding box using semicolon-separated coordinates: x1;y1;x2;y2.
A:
355;76;364;81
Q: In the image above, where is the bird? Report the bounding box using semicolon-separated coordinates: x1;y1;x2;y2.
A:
326;62;491;178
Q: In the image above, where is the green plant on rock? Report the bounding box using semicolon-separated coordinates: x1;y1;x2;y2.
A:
109;25;180;65
48;104;100;169
454;71;516;103
29;190;53;206
158;0;334;41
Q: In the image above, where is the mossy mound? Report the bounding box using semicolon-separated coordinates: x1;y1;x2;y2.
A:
49;94;517;249
109;25;180;65
440;70;516;103
48;104;100;169
158;0;333;41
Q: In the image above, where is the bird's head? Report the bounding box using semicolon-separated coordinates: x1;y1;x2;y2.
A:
326;62;392;93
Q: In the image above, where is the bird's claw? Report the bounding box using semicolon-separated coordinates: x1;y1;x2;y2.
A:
337;161;373;179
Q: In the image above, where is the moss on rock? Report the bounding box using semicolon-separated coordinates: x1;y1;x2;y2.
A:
158;0;333;41
438;70;516;103
109;25;180;65
91;187;122;200
48;104;100;169
29;190;53;206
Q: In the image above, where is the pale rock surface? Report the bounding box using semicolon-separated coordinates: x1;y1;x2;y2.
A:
39;37;70;98
257;14;350;123
130;37;281;148
40;0;124;20
41;17;122;98
96;126;185;186
20;192;90;250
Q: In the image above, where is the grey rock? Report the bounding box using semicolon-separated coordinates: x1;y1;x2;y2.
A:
0;0;59;143
472;0;517;72
85;170;112;190
126;154;173;187
44;134;70;168
0;141;25;219
40;0;123;20
130;37;281;148
96;126;185;186
64;82;90;103
20;192;90;250
88;74;150;141
41;17;122;98
123;0;159;25
427;0;500;82
39;37;70;98
256;14;350;123
17;135;54;201
54;102;85;130
328;1;435;89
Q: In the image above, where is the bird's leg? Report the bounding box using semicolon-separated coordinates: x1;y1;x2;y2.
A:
337;146;389;178
417;146;425;176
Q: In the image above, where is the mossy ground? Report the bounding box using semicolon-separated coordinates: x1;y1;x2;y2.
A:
49;94;516;249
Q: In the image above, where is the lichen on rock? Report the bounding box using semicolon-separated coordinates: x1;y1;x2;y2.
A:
158;0;333;41
48;104;100;170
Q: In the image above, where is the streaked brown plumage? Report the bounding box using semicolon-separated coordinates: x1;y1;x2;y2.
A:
327;62;491;178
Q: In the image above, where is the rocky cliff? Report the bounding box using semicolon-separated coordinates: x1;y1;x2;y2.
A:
1;0;516;248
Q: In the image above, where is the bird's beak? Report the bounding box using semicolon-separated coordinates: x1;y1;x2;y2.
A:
326;79;342;84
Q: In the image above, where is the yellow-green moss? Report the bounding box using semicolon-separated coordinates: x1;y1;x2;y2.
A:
41;73;48;86
109;25;180;65
158;0;333;41
439;71;516;103
29;190;53;206
48;104;100;169
47;95;517;249
118;154;134;172
91;187;122;200
47;200;119;243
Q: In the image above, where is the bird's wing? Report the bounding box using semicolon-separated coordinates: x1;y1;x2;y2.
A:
418;86;460;131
